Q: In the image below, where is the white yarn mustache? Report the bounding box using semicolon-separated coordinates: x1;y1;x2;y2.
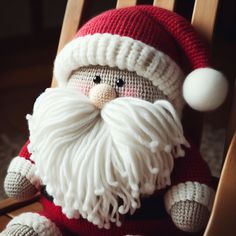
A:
27;87;189;229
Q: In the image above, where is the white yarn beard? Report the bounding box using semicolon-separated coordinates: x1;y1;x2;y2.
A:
27;87;189;229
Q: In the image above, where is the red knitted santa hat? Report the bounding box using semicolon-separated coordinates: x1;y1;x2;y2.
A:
54;5;228;111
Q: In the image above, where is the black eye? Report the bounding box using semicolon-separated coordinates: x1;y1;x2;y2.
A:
116;78;124;87
93;75;101;84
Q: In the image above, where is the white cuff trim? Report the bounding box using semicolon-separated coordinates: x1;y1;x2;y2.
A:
164;181;215;213
54;33;184;102
7;213;62;236
8;156;41;188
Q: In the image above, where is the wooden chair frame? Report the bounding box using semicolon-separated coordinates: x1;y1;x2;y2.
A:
52;0;219;87
1;1;236;235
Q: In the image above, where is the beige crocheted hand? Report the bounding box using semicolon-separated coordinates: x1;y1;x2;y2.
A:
169;200;210;232
4;172;38;200
4;157;40;200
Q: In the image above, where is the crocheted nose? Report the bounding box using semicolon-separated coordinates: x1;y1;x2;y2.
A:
89;84;117;109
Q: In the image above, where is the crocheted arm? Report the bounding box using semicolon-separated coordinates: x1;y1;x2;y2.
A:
164;141;215;233
4;141;41;200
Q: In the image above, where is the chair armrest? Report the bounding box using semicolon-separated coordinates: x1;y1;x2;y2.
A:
204;133;236;236
0;194;39;215
0;194;41;231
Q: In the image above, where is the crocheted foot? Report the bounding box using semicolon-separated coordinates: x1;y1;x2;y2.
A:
0;212;62;236
0;224;38;236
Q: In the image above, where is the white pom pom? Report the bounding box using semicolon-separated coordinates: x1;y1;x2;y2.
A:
183;68;228;111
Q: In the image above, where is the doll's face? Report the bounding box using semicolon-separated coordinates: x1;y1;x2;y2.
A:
67;66;167;104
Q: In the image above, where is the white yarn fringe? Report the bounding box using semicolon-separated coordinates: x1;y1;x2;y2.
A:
27;87;189;229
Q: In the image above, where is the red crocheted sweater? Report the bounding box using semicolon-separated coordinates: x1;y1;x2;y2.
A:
18;140;212;236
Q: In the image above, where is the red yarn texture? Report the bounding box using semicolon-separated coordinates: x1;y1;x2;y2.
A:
18;139;212;236
19;140;33;163
77;5;210;73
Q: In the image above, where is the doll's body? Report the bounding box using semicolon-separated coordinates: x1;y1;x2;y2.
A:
1;5;227;236
13;138;213;236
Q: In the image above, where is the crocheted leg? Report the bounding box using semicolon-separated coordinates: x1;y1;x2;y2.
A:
0;212;62;236
0;224;38;236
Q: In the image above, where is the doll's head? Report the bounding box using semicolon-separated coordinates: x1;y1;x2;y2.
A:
27;6;227;229
54;6;227;112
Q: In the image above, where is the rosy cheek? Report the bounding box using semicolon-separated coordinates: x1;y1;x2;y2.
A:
67;79;92;97
77;84;92;96
120;87;138;98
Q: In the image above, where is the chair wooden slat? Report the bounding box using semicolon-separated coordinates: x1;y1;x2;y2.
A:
0;194;39;215
116;0;137;9
0;216;11;231
225;78;236;151
7;202;43;218
57;0;84;53
51;0;85;87
153;0;175;11
191;0;219;43
204;133;236;236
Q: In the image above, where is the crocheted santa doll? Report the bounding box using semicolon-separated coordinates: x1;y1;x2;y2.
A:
1;5;228;236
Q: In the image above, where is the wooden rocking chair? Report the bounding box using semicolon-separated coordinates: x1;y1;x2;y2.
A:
1;0;236;235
